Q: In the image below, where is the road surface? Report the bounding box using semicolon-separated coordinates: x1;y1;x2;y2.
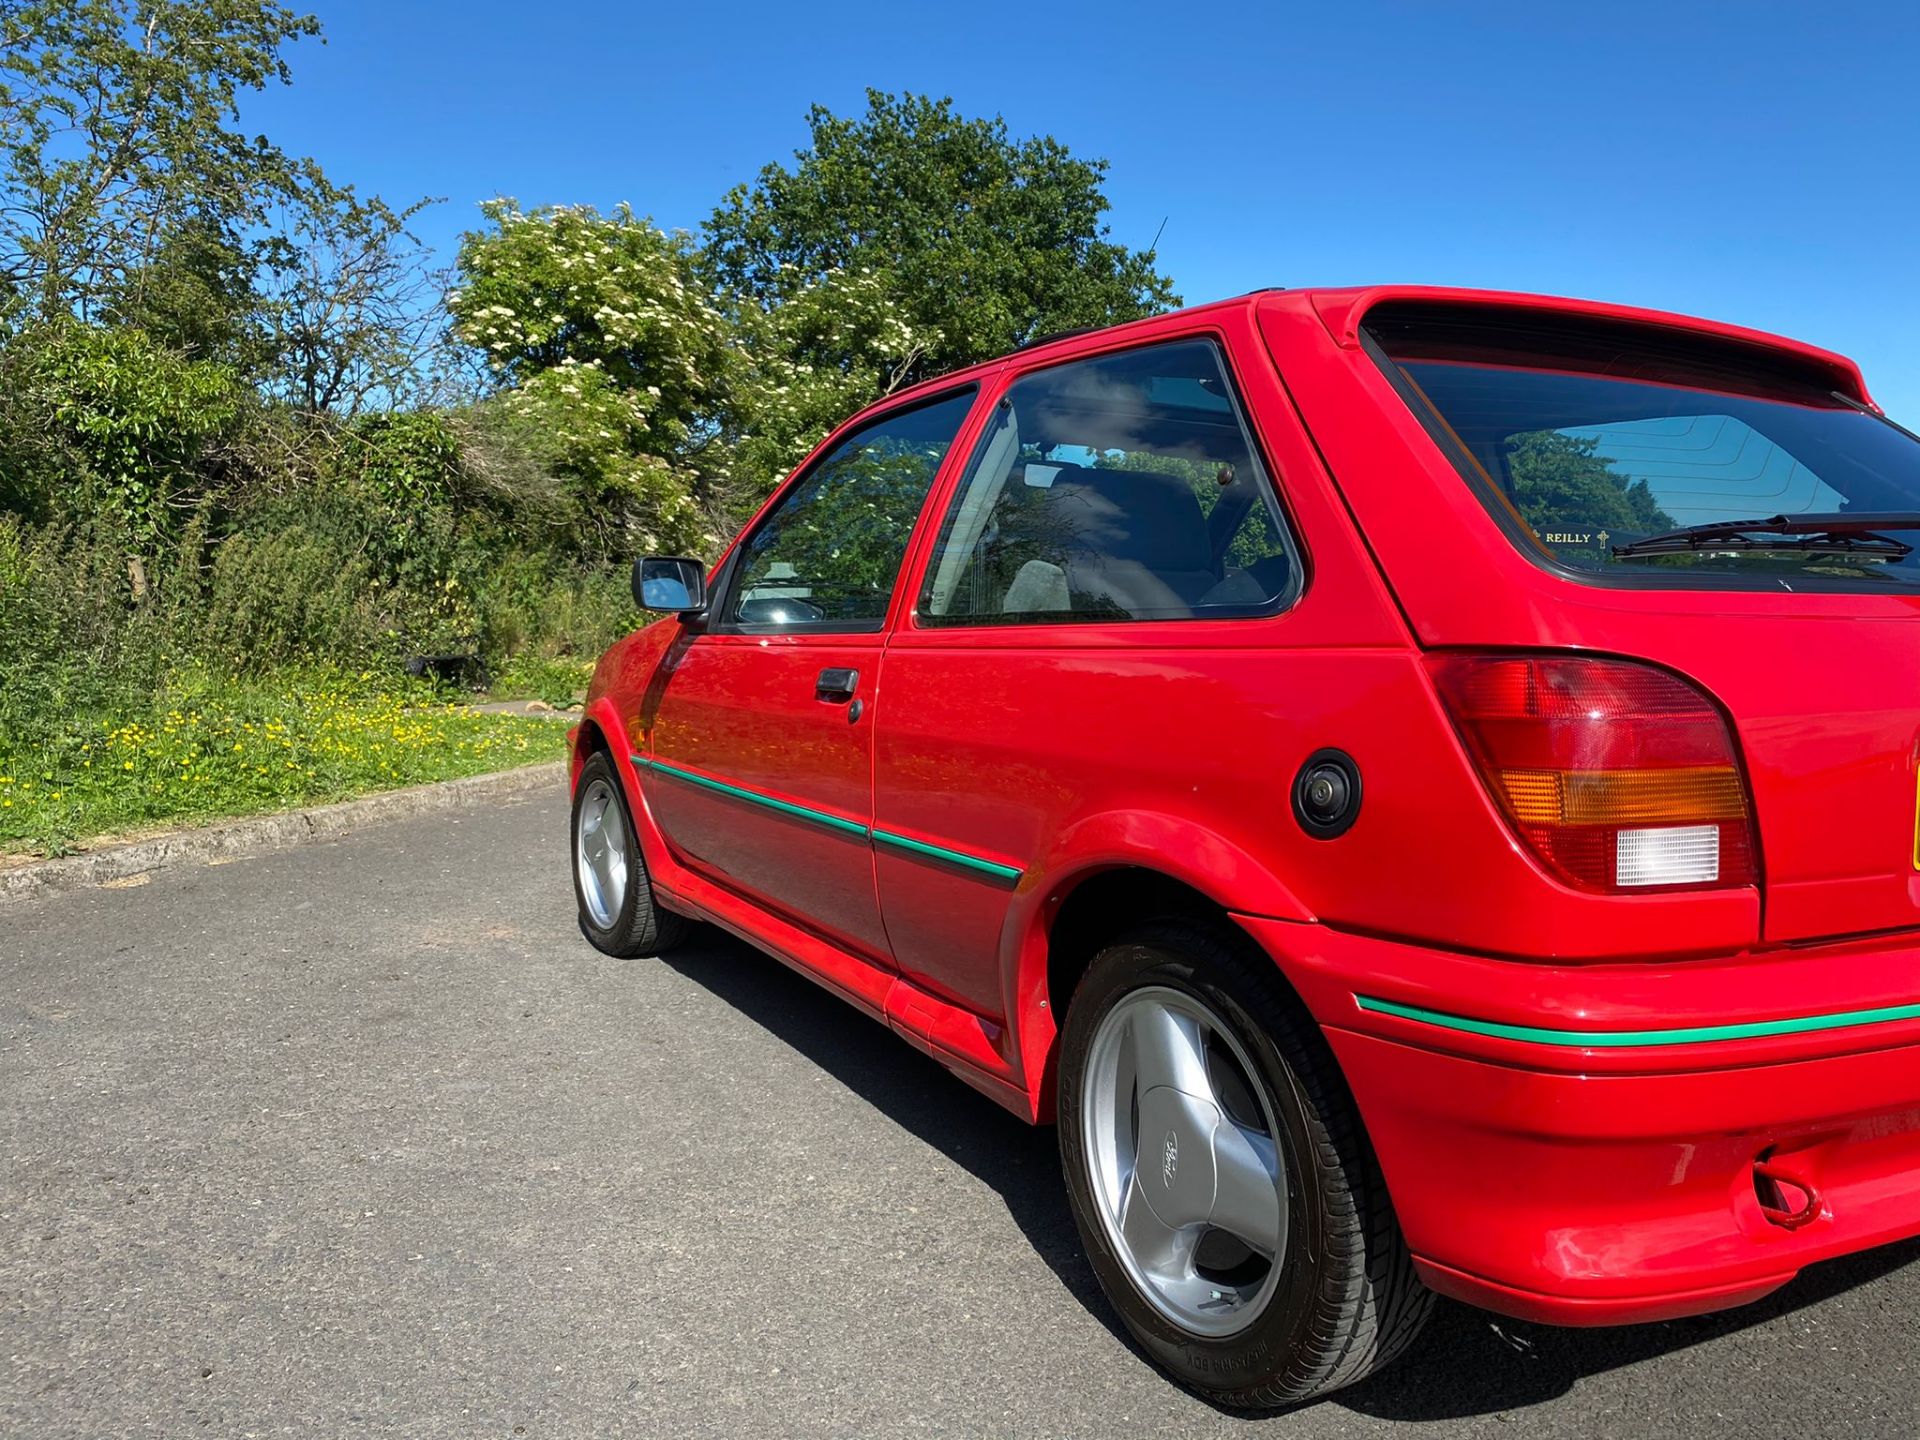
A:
4;788;1917;1436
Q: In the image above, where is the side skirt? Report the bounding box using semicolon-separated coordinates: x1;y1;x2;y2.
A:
653;863;1034;1121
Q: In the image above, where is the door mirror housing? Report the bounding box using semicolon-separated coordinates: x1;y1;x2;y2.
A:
633;556;708;615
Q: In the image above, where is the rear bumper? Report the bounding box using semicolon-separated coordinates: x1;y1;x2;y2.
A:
1239;916;1920;1326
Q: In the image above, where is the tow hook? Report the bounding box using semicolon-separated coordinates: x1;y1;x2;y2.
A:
1754;1151;1823;1231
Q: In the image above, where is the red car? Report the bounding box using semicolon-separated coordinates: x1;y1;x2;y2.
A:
568;286;1920;1408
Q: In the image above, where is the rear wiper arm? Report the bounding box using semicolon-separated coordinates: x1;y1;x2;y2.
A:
1611;512;1920;561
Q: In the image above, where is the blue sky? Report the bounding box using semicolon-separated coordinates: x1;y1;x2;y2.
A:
244;0;1920;417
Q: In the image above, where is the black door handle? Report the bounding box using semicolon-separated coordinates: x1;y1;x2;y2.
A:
816;667;860;703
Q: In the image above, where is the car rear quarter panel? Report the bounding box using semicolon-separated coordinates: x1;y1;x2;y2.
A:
1262;290;1920;945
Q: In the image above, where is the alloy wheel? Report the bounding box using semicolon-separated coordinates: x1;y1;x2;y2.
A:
1079;984;1289;1337
574;776;628;929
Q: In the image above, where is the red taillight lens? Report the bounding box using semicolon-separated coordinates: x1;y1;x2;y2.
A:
1427;653;1758;893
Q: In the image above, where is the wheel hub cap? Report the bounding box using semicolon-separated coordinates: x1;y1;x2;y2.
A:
1135;1085;1219;1226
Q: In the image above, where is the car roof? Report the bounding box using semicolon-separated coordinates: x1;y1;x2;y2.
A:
867;284;1873;415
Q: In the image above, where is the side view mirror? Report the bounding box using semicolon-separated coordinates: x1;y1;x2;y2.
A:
633;555;708;615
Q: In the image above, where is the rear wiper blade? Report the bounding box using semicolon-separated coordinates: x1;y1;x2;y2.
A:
1611;512;1920;561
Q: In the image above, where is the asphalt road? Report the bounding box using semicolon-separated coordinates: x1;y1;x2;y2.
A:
4;789;1919;1438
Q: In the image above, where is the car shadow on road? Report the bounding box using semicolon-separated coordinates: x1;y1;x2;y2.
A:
656;930;1920;1424
655;932;1133;1347
1336;1234;1920;1423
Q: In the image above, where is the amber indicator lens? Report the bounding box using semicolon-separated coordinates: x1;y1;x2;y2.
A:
1428;654;1758;892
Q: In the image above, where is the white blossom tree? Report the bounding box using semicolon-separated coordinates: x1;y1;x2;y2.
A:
448;200;733;554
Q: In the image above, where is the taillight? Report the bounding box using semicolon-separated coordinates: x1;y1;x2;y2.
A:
1427;653;1758;893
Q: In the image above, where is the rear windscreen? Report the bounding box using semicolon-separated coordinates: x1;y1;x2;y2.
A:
1367;306;1920;591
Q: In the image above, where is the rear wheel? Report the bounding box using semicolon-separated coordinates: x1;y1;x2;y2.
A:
1056;919;1431;1409
572;751;691;957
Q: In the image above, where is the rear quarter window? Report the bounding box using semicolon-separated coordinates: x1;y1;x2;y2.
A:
918;337;1301;625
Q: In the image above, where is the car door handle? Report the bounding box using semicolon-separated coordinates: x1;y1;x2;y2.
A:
816;667;860;703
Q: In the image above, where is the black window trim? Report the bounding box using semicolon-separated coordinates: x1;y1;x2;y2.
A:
1357;312;1920;598
911;329;1308;631
706;383;982;637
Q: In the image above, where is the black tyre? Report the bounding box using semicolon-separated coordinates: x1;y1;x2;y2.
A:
1056;918;1431;1409
571;751;692;957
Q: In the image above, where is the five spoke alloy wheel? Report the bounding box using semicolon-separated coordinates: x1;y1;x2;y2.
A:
570;749;691;957
1081;986;1287;1337
1057;921;1432;1409
574;775;629;930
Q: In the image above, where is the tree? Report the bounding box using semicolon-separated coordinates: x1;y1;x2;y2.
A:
0;0;322;321
448;200;736;554
704;90;1177;380
101;211;264;368
257;186;447;418
722;266;942;504
1505;429;1672;557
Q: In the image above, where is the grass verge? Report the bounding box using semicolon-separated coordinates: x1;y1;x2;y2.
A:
0;667;567;857
486;653;596;707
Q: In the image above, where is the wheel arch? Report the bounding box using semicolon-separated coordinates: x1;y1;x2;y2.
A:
1004;810;1320;1122
571;695;633;790
568;714;610;790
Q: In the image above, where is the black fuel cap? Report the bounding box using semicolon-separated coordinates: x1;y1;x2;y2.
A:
1292;749;1362;838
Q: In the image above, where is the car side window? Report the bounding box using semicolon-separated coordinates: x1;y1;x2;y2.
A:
723;388;978;631
918;339;1301;625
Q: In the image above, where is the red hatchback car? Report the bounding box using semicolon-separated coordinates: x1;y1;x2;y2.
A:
568;286;1920;1408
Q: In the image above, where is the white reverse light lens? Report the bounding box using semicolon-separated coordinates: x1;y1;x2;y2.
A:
1616;825;1720;887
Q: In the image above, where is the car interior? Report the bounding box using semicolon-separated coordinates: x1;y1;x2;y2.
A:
923;344;1298;622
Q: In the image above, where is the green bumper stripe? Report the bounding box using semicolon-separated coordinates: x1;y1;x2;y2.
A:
633;755;1022;883
633;756;868;839
1356;993;1920;1048
872;828;1023;884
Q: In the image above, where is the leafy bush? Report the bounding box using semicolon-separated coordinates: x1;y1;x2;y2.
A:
341;410;465;516
0;516;167;743
190;510;392;668
9;322;241;542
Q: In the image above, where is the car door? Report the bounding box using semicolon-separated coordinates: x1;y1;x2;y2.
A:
641;386;981;963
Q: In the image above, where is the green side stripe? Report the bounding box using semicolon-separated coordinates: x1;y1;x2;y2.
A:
871;828;1023;883
634;755;1023;883
1356;993;1920;1048
634;757;868;839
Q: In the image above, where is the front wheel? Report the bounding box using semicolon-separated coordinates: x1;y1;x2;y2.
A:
1056;920;1431;1409
571;751;691;957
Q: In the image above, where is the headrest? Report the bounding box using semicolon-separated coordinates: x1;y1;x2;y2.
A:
1018;461;1211;573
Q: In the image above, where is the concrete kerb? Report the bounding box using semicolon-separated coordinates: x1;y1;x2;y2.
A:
0;761;567;905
